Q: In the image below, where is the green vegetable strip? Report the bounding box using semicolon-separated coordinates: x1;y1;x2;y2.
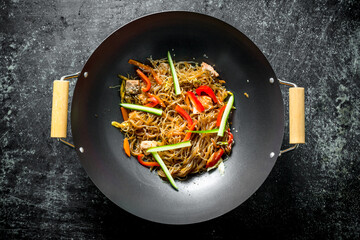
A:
151;152;178;190
218;93;234;137
186;129;219;133
167;51;181;95
147;141;191;153
119;103;162;116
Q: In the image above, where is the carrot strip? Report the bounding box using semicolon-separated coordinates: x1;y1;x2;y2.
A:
123;138;131;157
128;59;152;72
120;107;128;121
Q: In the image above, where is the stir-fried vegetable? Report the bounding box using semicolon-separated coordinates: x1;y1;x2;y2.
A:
187;129;219;134
137;154;160;167
147;141;191;153
218;92;234;137
175;105;193;127
216;105;226;127
136;69;151;92
111;121;122;128
206;148;224;168
146;93;165;108
183;121;197;141
119;103;163;116
120;107;128;121
119;76;126;102
187;91;204;113
113;54;236;190
226;128;234;151
196;85;218;104
123;138;131;157
144;95;159;107
128;59;152;71
128;59;162;84
151;152;178;190
167;51;181;95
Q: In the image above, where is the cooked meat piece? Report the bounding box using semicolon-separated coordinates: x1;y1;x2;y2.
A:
140;141;160;154
201;62;219;77
198;95;213;111
125;80;140;94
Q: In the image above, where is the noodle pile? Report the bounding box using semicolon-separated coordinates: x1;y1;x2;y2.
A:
115;57;234;180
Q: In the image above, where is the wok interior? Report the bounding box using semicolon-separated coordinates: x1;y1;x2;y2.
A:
71;12;284;224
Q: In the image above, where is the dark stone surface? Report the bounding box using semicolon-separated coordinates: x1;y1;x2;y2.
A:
1;0;359;239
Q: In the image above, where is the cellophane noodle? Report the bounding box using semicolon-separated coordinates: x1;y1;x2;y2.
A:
116;58;233;180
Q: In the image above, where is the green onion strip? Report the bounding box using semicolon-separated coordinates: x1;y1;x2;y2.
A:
218;93;234;137
119;103;163;116
167;51;181;95
186;129;219;134
147;141;191;153
151;152;178;190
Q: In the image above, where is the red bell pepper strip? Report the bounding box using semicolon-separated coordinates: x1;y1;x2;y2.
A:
196;85;218;104
226;128;234;151
183;121;197;141
175;105;193;128
136;69;151;92
206;148;224;168
187;91;205;113
147;93;165;107
216;105;226;127
137;154;160;167
145;93;165;108
145;96;159;108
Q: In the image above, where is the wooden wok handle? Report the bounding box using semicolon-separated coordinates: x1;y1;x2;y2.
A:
289;87;305;144
51;80;69;138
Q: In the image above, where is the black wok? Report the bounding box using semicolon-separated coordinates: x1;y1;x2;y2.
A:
68;11;287;224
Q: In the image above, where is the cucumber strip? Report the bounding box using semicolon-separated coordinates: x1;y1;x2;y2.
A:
119;103;162;116
151;152;178;190
218;93;234;137
167;51;181;95
186;129;219;133
147;141;191;153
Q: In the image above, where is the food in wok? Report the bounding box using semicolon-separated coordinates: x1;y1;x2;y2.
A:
112;52;235;189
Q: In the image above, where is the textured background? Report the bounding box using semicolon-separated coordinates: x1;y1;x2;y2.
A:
1;0;359;239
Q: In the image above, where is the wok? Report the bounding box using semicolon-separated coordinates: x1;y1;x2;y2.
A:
50;11;305;224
